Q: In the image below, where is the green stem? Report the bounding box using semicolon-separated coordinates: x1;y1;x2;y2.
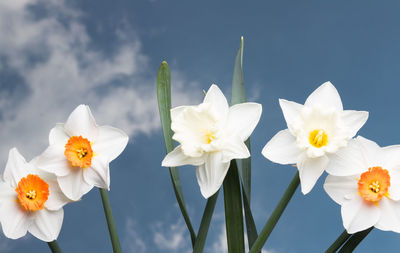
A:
193;191;219;253
325;230;350;253
99;188;122;253
338;227;373;253
47;240;62;253
249;171;300;253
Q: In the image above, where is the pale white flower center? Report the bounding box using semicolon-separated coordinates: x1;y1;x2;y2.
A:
173;103;224;157
291;106;348;158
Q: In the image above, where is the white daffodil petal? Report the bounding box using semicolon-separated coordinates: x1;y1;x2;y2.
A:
171;106;189;121
58;169;93;201
304;81;343;111
3;148;34;187
83;156;110;190
374;198;400;233
29;208;63;242
49;124;69;146
279;99;303;132
324;175;358;205
356;136;381;167
221;136;250;163
203;84;229;120
196;153;230;198
226;103;262;141
64;104;98;141
341;110;369;138
388;168;400;201
298;154;329;194
262;129;302;165
0;199;31;239
36;145;71;177
162;145;205;167
92;126;129;162
326;139;366;176
46;180;71;211
341;197;379;234
381;145;400;171
0;182;14;206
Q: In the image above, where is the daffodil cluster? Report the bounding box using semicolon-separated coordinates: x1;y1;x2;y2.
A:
262;81;400;234
0;105;128;242
162;81;400;236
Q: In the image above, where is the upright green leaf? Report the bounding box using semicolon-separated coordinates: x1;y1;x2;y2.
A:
223;160;245;253
156;61;196;246
231;36;259;250
193;191;219;253
231;36;246;105
243;190;258;250
231;37;251;198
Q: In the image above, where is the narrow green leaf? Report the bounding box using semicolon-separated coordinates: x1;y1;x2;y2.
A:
231;36;246;105
325;230;351;253
156;61;196;246
193;191;219;253
243;190;258;251
249;171;300;253
231;36;259;250
223;160;245;253
231;37;250;200
338;227;373;253
157;62;174;151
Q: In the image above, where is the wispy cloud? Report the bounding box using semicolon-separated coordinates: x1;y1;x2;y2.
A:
152;219;191;252
0;0;200;163
123;218;147;253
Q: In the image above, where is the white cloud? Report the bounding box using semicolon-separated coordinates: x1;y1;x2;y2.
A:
0;0;200;162
123;218;147;253
152;219;191;252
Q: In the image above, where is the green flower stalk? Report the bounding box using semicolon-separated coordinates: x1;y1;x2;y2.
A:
325;230;351;253
249;171;299;253
47;240;62;253
100;188;122;253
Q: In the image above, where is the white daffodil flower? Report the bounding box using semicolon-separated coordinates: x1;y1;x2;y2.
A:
36;105;129;201
0;148;70;242
324;136;400;234
262;82;368;194
162;84;262;198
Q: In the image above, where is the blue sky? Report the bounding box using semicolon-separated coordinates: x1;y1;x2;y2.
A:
1;0;400;252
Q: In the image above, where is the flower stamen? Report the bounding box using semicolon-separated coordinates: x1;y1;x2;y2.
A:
64;136;93;168
309;129;328;148
205;130;216;144
26;190;37;199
